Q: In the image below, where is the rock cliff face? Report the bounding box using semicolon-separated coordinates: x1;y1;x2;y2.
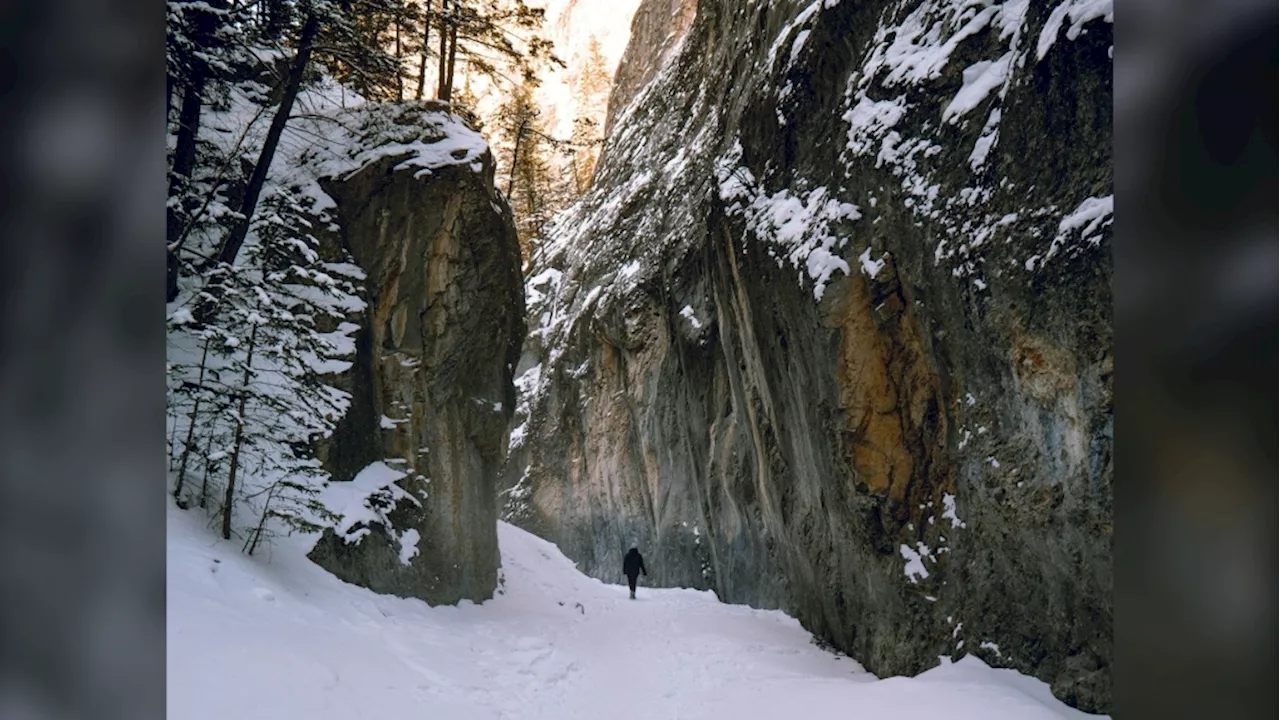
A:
604;0;698;136
507;0;1111;712
307;103;525;606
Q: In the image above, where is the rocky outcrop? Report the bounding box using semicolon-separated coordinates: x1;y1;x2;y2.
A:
508;0;1111;712
308;103;525;606
604;0;697;137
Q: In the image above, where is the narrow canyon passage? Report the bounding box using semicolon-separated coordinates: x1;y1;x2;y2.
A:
165;1;1115;716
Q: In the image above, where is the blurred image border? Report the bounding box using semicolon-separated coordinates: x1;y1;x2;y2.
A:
1114;0;1276;718
0;1;166;719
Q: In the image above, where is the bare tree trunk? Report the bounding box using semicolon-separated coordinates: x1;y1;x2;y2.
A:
168;0;231;303
199;426;218;509
198;11;319;323
172;337;212;502
168;0;224;182
394;18;404;100
221;320;260;540
245;482;278;555
167;405;180;471
524;163;537;217
168;75;200;302
415;0;433;100
169;76;204;217
214;10;317;268
444;21;459;101
507;117;526;196
264;0;286;41
436;0;450;99
166;73;175;129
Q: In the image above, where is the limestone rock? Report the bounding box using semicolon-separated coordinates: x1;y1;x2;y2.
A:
508;0;1112;712
309;104;525;606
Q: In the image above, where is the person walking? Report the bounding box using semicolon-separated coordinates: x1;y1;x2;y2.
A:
622;546;647;600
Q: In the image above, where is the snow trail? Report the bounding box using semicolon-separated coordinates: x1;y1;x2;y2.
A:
168;505;1105;719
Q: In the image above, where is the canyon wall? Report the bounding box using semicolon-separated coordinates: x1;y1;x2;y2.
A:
506;0;1112;711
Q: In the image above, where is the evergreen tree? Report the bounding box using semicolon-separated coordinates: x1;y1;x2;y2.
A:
166;0;379;549
494;78;575;264
167;0;258;301
576;35;612;102
567;115;601;194
165;0;571;554
432;0;562;102
566;34;611;193
450;63;485;129
414;0;436;100
184;1;404;323
322;0;421;102
168;183;363;548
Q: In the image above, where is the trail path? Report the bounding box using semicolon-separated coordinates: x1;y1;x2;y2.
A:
168;506;1103;719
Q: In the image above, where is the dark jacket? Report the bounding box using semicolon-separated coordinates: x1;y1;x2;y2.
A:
623;548;647;578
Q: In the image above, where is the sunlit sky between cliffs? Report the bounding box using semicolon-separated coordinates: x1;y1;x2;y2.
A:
534;0;642;139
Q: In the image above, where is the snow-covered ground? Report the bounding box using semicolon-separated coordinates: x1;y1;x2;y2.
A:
168;504;1106;720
